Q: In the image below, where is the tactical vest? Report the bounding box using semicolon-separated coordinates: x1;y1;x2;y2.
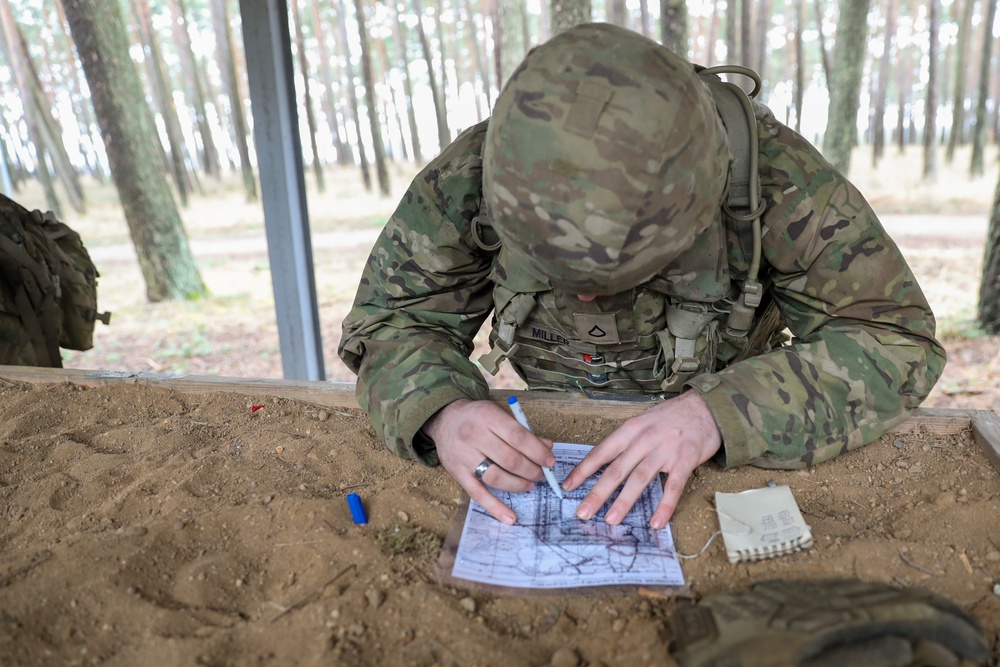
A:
475;66;786;398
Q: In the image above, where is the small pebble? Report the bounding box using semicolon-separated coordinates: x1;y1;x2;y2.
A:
611;619;626;632
985;551;1000;562
397;511;409;523
931;492;955;506
365;588;384;608
460;597;476;613
317;410;330;422
550;647;580;667
893;529;912;540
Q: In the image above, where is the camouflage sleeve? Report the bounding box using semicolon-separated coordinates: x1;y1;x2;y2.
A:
688;111;946;469
337;123;496;465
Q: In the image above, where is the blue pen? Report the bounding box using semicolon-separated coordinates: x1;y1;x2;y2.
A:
508;396;564;499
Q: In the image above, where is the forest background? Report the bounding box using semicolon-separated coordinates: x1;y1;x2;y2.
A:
0;0;999;404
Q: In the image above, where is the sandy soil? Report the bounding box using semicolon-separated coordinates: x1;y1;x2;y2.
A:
0;379;998;666
4;149;999;664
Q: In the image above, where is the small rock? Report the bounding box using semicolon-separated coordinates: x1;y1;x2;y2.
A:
397;511;409;523
985;551;1000;562
611;618;626;633
317;410;330;422
459;597;476;613
365;588;384;608
892;438;904;449
893;528;913;539
931;492;955;506
348;623;365;637
550;647;580;667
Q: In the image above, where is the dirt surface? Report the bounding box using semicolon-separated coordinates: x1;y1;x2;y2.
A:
4;150;1000;664
1;379;998;666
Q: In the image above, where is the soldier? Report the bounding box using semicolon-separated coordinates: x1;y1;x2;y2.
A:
339;23;945;527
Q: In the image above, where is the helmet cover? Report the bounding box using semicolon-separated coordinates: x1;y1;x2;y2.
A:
483;22;731;295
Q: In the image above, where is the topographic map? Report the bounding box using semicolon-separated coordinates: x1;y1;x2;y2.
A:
451;443;685;589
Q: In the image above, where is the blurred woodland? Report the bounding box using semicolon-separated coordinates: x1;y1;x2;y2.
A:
0;0;999;326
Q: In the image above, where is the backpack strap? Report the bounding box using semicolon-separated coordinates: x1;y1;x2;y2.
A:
697;65;766;336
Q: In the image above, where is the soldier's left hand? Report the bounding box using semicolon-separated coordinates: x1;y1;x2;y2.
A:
561;390;721;528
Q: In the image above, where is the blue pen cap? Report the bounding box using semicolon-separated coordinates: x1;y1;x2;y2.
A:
508;396;517;405
346;493;368;525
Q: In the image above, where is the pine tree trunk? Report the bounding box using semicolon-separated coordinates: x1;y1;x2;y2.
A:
922;0;938;180
464;0;492;108
134;0;192;206
970;0;998;176
754;0;770;78
413;0;451;151
54;0;104;180
822;0;870;173
872;0;894;165
166;0;221;177
979;174;1000;333
813;0;831;88
660;0;688;56
499;0;530;85
290;0;325;193
550;0;591;35
740;0;751;66
794;0;805;133
608;0;627;27
392;0;422;163
354;0;390;196
209;0;257;201
725;0;737;62
335;0;371;189
310;0;351;166
62;0;206;302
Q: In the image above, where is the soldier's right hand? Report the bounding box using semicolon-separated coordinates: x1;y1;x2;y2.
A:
423;399;556;525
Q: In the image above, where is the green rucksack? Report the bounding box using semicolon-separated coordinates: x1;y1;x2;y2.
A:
0;194;110;367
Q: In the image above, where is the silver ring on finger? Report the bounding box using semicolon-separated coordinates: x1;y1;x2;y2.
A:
474;458;494;481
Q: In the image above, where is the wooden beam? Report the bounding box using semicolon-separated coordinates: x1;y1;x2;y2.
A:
972;411;1000;474
0;365;981;437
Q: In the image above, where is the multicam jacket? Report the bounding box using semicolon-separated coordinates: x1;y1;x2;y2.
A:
339;107;945;471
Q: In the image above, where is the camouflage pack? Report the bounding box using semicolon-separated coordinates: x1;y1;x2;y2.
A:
0;194;110;367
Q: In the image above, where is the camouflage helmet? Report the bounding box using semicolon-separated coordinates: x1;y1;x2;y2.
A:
483;22;731;295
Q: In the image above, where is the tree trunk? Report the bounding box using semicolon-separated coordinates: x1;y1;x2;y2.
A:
753;0;770;79
740;0;751;66
725;0;737;62
813;0;832;88
922;0;938;180
165;0;221;177
705;1;719;65
209;0;257;201
608;0;627;27
392;0;422;163
979;174;1000;333
134;0;192;206
550;0;591;35
290;0;326;193
639;0;651;37
335;0;371;189
822;0;870;173
794;0;805;133
354;0;390;196
462;0;492;111
62;0;206;302
54;0;105;181
311;0;351;166
413;0;451;151
498;0;531;87
871;0;894;165
0;0;84;215
660;0;688;56
971;0;998;176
